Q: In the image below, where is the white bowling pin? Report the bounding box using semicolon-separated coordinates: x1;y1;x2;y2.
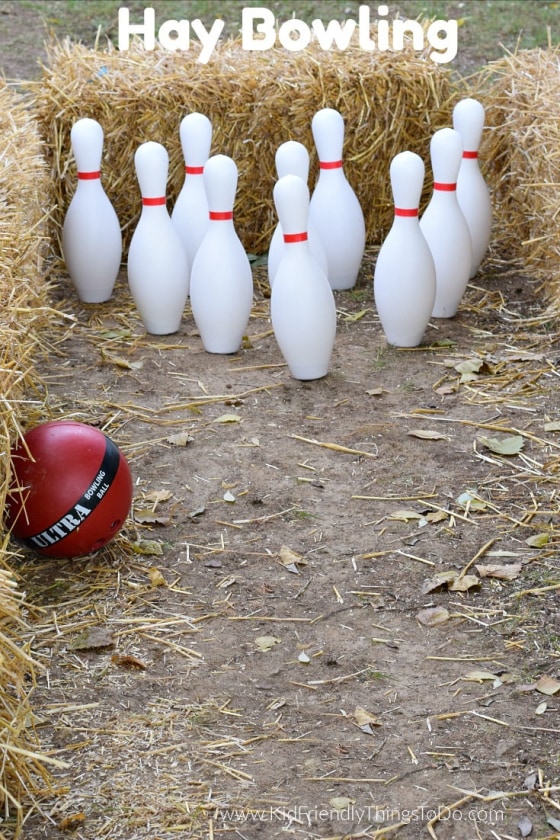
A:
271;175;337;380
171;113;212;279
127;141;190;335
374;152;436;347
420;128;473;318
62;118;122;303
268;140;328;287
309;108;366;291
189;155;254;354
453;97;492;278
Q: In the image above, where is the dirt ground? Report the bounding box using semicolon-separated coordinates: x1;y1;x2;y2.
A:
1;4;560;840
12;255;560;840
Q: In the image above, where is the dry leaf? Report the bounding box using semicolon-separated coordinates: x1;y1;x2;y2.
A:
214;413;242;423
101;352;143;370
525;533;549;547
279;544;303;564
407;429;450;440
111;654;148;670
421;570;459;594
223;490;236;502
148;567;166;587
388;509;423;521
330;796;355;811
475;563;522;580
535;675;560;696
498;672;519;684
69;626;114;651
134;508;172;526
462;670;499;683
479;435;524;456
456;491;487;511
453;357;486;382
298;651;311;664
449;574;479;592
425;509;448;523
435;384;457;395
454;358;484;375
416;606;449;626
535;701;548;715
353;705;382;733
544;421;560;432
278;545;307;574
166;431;194;446
255;635;281;652
131;539;164;556
145;489;173;504
422;569;479;593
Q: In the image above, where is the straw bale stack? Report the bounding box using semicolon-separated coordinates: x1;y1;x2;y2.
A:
0;80;56;836
32;34;455;257
474;45;560;306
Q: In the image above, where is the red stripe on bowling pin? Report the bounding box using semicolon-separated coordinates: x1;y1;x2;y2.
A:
433;182;457;191
209;211;233;220
78;171;101;180
142;196;166;205
319;159;343;170
462;151;478;159
186;165;204;174
395;207;419;217
283;232;308;243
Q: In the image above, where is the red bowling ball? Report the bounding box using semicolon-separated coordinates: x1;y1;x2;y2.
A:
5;420;133;558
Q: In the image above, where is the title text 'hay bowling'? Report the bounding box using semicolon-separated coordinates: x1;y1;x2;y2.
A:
118;6;459;65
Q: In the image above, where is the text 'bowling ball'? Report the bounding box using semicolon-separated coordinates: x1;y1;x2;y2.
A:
5;420;133;558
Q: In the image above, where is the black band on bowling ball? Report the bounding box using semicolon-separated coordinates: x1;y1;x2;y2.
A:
23;435;121;550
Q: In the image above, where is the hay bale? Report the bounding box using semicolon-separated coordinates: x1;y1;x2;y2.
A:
0;79;57;837
0;78;51;519
474;45;560;306
31;34;455;258
0;557;60;834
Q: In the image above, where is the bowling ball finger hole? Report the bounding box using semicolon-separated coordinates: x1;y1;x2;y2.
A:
90;522;122;552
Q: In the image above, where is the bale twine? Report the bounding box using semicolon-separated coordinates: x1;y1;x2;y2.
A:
0;80;56;836
473;45;560;307
31;33;455;258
